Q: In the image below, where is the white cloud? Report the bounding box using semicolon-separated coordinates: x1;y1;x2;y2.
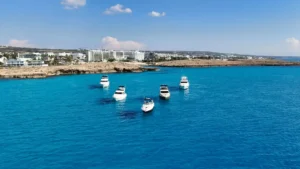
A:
101;36;145;50
286;37;300;49
104;4;132;15
61;0;86;9
8;39;34;48
148;11;166;17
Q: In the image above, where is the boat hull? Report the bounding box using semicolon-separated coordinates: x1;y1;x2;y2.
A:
100;82;110;88
142;104;155;113
179;83;189;90
159;94;170;100
113;94;127;101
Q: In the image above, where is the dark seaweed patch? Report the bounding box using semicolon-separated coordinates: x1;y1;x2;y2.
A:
119;110;138;119
168;86;180;92
89;85;102;90
98;98;115;105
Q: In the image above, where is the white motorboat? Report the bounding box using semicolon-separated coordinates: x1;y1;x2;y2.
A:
113;86;127;101
118;86;126;92
141;98;155;113
159;85;171;99
100;75;110;88
179;76;189;89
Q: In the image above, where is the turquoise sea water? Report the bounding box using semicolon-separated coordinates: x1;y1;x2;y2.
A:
1;66;300;168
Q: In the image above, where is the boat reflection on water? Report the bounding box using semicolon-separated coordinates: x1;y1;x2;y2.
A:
183;89;190;100
116;99;126;111
103;86;110;94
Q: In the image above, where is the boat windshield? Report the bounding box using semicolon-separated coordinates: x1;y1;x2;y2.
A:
181;76;187;80
180;81;188;83
115;91;123;94
161;91;169;93
144;100;152;104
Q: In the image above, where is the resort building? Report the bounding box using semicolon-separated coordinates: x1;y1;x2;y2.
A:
6;59;28;67
87;50;145;62
87;50;103;62
28;60;46;66
19;53;42;60
58;52;72;57
44;52;55;56
72;53;86;60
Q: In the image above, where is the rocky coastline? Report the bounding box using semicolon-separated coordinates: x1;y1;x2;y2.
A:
0;62;158;79
154;59;300;67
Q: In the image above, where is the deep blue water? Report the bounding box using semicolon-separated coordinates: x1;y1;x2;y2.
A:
1;67;300;169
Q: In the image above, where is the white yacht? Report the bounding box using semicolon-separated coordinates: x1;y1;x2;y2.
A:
141;98;155;113
113;86;127;101
159;85;171;99
118;86;126;92
100;75;110;88
179;76;189;90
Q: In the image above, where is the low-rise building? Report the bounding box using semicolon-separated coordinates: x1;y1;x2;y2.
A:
58;52;72;57
19;53;42;60
6;59;28;67
44;52;55;56
28;60;46;66
72;53;86;60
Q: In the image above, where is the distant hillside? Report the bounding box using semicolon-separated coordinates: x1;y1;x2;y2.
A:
0;46;86;53
0;46;268;58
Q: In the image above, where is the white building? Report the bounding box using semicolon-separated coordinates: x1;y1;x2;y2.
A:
28;60;46;66
6;59;28;67
87;50;145;62
58;52;72;57
115;51;126;60
132;51;145;61
19;53;42;60
87;50;117;62
44;52;55;56
87;50;103;62
72;53;86;60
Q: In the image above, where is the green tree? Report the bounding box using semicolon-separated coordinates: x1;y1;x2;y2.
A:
52;57;59;65
64;55;73;63
11;52;18;59
108;58;115;62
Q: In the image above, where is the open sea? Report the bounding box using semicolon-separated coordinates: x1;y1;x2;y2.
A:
1;66;300;169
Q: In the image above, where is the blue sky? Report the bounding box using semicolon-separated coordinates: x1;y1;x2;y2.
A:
1;0;300;56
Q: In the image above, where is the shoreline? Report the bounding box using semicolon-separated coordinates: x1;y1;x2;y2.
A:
152;59;300;67
1;59;300;79
0;62;158;79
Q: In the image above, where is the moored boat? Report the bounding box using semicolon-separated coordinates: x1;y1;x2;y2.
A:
100;75;110;88
159;85;171;99
118;85;126;92
179;76;189;89
141;98;155;113
113;86;127;101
